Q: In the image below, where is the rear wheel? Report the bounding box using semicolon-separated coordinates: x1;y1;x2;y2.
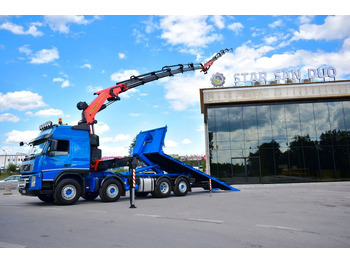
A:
154;177;172;198
173;177;189;196
99;179;122;202
54;179;81;205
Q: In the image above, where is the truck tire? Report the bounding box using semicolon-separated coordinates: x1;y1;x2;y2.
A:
173;177;189;196
99;179;122;202
154;177;172;198
54;179;82;205
38;194;55;203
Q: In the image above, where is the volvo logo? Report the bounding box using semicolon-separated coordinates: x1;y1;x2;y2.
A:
210;72;225;87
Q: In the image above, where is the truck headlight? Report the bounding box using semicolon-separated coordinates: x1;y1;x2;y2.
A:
31;176;36;187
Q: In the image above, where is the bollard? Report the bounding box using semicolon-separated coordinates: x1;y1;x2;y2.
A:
129;157;138;209
129;169;136;208
3;183;12;195
209;178;212;197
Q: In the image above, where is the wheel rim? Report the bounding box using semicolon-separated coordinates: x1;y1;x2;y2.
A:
107;184;119;198
178;181;187;193
160;181;170;194
62;185;76;200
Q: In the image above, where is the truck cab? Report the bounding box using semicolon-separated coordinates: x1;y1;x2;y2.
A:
18;120;127;204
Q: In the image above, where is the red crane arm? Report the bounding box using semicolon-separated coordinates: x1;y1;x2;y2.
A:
77;48;232;127
80;84;128;125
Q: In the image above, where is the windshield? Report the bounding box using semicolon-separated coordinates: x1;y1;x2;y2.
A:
25;139;47;160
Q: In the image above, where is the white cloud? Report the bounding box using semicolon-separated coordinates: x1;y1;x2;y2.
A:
80;63;92;69
292;15;350;41
19;44;32;55
181;138;192;144
210;15;225;29
297;15;315;25
99;145;130;158
29;47;59;64
133;28;148;45
99;133;132;157
0;21;43;37
20;45;59;64
0;91;47;111
269;19;283;28
26;108;63;118
61;80;70;88
163;71;208;111
159;16;222;50
120;89;139;99
5;130;39;144
111;69;140;82
53;77;70;88
44;15;95;34
118;53;126;59
264;36;278;45
143;16;158;34
0;113;19;122
228;22;244;35
87;85;103;93
114;134;131;142
164;139;178;148
53;77;64;82
94;122;111;134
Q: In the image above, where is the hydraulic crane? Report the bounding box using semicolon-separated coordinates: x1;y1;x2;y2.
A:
76;48;232;130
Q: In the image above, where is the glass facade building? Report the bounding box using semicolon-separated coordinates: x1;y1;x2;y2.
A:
201;80;350;184
207;100;350;184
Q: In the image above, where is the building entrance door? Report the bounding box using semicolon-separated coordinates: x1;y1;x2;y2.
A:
231;157;262;184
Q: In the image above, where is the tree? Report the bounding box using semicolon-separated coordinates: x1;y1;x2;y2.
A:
7;163;17;173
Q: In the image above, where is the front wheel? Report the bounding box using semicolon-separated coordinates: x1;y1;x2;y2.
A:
54;179;82;205
99;179;122;202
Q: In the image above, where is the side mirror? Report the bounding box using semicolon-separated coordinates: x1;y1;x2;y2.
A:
19;142;24;146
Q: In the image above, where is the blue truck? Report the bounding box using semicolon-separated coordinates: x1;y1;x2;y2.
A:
18;49;238;205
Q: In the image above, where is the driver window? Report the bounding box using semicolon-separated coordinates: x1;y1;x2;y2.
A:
56;140;69;152
48;140;69;156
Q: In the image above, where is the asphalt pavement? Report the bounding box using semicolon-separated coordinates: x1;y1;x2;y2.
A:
0;181;349;248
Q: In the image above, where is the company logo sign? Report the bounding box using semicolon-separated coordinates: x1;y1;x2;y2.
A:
233;67;337;85
210;72;226;87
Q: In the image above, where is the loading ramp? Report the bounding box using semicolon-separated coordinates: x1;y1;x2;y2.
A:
131;126;239;191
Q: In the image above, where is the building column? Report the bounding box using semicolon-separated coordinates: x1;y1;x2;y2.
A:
204;122;211;175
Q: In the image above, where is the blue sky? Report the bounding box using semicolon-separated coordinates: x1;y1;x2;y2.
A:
1;8;350;157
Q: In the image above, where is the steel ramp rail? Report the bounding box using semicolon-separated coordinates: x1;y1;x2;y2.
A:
132;126;239;191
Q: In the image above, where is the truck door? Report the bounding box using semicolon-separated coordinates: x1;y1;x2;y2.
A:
42;139;71;180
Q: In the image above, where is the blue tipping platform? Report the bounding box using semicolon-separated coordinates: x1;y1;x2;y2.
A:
131;126;239;191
